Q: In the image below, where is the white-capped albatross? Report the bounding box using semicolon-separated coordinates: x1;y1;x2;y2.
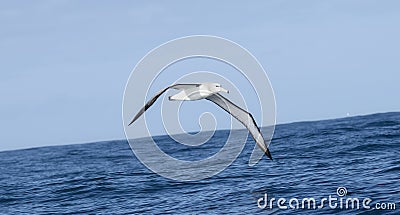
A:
128;82;273;160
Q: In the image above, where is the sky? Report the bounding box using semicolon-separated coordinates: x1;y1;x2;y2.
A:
1;0;399;151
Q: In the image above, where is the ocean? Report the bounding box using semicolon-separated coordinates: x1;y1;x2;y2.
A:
1;112;399;214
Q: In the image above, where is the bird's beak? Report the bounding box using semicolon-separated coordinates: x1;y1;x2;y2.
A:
220;87;229;93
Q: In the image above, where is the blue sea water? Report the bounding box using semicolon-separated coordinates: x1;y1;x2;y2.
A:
1;112;399;214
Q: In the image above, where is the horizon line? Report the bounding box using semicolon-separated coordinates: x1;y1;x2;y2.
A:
1;110;398;153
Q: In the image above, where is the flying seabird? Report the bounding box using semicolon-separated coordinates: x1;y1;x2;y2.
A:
128;82;273;160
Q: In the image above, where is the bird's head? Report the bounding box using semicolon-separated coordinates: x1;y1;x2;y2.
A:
208;83;229;94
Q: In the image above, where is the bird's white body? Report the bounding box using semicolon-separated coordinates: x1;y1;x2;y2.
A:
169;82;229;101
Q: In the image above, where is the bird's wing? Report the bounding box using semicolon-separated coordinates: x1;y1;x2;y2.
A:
128;86;170;126
206;93;272;160
170;83;201;90
128;83;201;126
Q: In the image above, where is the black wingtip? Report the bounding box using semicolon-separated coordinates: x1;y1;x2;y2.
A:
128;119;135;126
265;148;273;160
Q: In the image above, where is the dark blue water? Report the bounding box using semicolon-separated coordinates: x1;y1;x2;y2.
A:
1;112;399;214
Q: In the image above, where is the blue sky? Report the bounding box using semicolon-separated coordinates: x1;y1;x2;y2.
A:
1;0;399;151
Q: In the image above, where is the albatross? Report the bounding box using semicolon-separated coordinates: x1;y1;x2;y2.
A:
128;82;273;160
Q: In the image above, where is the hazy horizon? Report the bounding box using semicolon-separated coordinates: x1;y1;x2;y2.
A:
1;111;398;153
